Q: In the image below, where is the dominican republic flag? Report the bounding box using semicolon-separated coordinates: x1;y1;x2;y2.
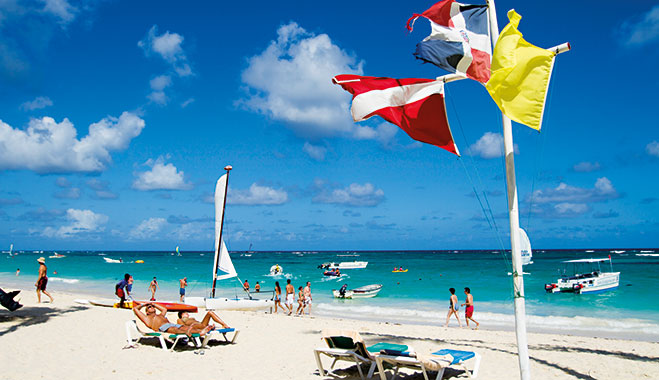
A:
407;0;491;83
332;74;459;156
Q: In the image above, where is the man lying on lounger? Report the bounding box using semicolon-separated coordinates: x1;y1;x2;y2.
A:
133;302;211;336
176;310;231;330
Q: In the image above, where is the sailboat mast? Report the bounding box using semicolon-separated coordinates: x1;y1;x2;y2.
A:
211;165;232;298
486;1;531;378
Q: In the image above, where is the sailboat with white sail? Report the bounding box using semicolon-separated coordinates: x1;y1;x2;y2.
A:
185;166;272;311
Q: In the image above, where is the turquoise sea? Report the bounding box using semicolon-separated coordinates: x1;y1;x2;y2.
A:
2;249;659;341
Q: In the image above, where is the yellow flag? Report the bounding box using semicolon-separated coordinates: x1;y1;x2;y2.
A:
486;10;555;131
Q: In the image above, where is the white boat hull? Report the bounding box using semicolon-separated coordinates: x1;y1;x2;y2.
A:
205;297;272;311
328;261;368;269
548;272;620;294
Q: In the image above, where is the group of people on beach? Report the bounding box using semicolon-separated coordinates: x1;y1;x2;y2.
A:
272;279;312;316
446;287;479;329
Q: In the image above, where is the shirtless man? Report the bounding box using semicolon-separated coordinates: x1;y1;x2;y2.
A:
462;287;480;330
35;257;54;303
177;310;230;330
148;277;158;301
445;287;462;327
133;302;210;336
179;277;187;302
303;281;312;316
243;279;250;292
285;279;295;315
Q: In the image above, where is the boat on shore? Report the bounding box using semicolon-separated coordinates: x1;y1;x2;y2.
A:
545;258;620;294
333;284;382;299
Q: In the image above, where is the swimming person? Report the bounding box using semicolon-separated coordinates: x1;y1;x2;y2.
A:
462;287;480;330
35;257;54;303
148;277;158;301
115;273;130;308
133;302;210;337
179;277;187;302
274;281;285;313
285;279;294;315
445;287;462;327
177;310;230;330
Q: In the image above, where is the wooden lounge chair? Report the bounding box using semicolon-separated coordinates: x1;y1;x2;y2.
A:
125;320;202;351
375;348;481;380
314;330;410;380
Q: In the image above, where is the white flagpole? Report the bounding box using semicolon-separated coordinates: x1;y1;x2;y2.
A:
486;1;530;379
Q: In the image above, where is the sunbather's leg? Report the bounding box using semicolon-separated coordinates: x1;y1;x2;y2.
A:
201;311;230;329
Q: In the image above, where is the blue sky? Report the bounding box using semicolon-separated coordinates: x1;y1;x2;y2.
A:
1;0;658;251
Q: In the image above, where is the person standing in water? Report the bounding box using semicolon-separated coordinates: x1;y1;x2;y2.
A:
179;277;187;302
148;277;159;301
462;287;480;330
35;257;54;303
445;287;461;327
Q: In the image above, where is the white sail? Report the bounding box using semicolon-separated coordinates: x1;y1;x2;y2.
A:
213;174;237;280
519;228;533;266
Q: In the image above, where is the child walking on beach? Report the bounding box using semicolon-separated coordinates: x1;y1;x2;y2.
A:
445;287;462;327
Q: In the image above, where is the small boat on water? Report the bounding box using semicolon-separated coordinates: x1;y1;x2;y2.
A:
103;257;122;263
323;269;342;277
392;269;408;273
545;258;620;294
49;252;66;259
270;264;283;275
319;261;368;270
333;284;382;299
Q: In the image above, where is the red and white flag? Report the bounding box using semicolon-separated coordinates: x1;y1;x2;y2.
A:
332;74;459;155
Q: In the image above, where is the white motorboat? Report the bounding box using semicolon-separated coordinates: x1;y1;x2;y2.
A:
545;258;620;294
103;257;122;263
270;264;283;275
333;284;382;299
187;166;271;311
320;261;368;270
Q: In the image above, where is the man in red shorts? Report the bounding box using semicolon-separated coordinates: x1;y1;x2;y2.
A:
462;287;479;330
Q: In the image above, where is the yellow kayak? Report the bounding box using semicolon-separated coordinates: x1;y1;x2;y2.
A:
392;269;408;273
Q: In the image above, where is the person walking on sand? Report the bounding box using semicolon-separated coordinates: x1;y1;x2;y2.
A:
274;281;285;313
115;273;131;308
303;281;312;316
35;257;54;303
462;287;480;329
285;278;295;315
445;288;461;327
148;277;159;301
179;277;187;302
295;286;305;315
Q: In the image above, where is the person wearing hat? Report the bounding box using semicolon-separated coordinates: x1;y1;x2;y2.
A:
35;257;54;303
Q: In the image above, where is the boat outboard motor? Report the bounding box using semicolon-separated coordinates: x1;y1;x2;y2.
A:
339;284;348;298
0;288;22;312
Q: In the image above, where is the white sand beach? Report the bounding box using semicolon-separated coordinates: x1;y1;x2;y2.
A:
1;288;658;380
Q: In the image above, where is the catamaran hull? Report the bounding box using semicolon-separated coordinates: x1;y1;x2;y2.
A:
546;272;620;294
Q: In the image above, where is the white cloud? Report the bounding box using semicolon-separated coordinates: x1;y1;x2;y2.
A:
86;179;118;199
0;111;145;173
53;187;80;199
313;181;385;207
529;177;620;204
619;5;659;47
128;217;167;240
147;74;172;105
240;22;364;139
573;161;601;172
180;98;195;108
303;142;327;161
468;132;518;159
132;156;192;191
42;0;78;25
646;140;659;157
43;208;108;238
20;96;53;111
138;25;192;77
229;183;288;205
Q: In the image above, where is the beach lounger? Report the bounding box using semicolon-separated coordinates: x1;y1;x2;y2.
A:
375;348;481;380
125;320;202;351
200;327;240;347
314;330;410;380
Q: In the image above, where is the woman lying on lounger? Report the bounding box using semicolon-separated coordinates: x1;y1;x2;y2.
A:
177;310;230;330
133;303;212;337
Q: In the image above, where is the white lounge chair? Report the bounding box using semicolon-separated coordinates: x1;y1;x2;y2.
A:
200;327;240;347
125;320;202;351
314;330;411;380
375;348;481;380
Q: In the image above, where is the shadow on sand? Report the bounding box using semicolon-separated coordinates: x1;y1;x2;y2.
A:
0;304;88;337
